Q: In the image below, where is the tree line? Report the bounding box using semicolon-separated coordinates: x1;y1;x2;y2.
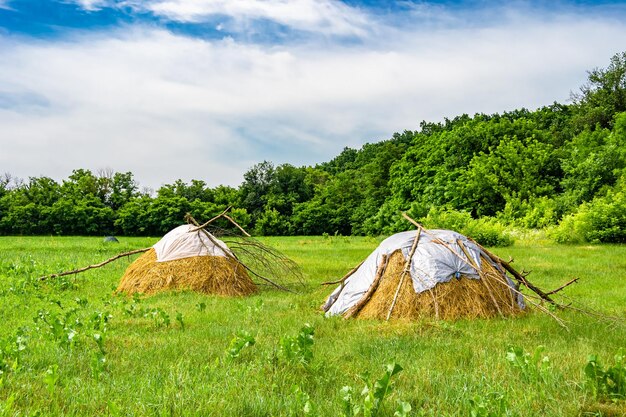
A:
1;52;626;243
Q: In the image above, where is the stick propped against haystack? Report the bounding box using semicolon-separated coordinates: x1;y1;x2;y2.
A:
39;209;302;297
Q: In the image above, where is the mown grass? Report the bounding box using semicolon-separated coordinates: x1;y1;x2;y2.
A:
0;235;625;416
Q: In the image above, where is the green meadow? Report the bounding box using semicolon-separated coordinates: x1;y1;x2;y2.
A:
0;235;625;416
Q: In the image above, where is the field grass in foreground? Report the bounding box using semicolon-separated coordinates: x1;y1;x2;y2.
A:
0;235;625;416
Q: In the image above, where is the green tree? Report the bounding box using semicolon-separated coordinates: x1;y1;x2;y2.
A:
460;135;559;217
158;179;214;203
572;51;626;130
240;161;275;223
561;112;626;208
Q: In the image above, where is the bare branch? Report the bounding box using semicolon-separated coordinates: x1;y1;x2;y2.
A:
39;248;149;281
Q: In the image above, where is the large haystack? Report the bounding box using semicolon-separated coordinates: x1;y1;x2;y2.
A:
323;229;524;320
117;224;256;296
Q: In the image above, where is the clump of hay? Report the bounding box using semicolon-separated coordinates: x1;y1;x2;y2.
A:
116;248;256;296
356;250;522;320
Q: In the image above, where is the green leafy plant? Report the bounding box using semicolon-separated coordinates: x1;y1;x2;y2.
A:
90;330;107;381
93;333;106;355
123;294;143;317
245;299;264;316
0;330;27;375
34;309;80;350
505;346;551;382
394;400;412;417
122;296;173;328
91;351;106;381
584;349;626;402
292;385;315;416
145;308;170;328
225;331;256;360
175;312;185;331
89;311;111;332
280;324;314;365
341;363;404;417
468;392;509;417
43;364;59;395
75;297;88;308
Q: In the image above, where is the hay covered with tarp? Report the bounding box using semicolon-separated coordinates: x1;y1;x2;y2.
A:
113;213;300;296
116;248;256;296
323;224;527;321
355;251;521;320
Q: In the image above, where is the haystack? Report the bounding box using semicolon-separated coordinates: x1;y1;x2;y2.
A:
117;224;256;296
322;229;525;320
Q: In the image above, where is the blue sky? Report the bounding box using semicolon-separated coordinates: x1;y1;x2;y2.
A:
1;0;626;189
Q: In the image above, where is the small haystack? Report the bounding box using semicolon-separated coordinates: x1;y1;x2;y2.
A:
116;224;256;296
322;227;525;320
38;210;301;297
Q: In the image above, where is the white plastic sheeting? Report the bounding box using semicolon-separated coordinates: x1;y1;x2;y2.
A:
153;224;232;263
323;229;521;316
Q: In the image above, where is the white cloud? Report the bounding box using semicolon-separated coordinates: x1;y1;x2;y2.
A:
126;0;372;37
67;0;110;11
0;0;12;10
1;12;626;188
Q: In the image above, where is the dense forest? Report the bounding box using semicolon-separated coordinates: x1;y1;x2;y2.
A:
2;52;626;243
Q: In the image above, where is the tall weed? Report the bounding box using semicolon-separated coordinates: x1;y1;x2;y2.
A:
280;324;315;365
341;363;404;417
584;349;626;402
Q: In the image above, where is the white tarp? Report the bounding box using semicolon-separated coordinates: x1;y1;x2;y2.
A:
324;229;519;316
153;224;232;262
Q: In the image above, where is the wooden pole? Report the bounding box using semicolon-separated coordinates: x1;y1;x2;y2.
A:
188;207;232;232
466;237;556;304
321;261;365;286
188;208;252;237
344;254;389;319
222;214;251;237
386;228;422;321
457;239;504;318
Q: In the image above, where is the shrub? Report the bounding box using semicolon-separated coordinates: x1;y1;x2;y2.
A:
500;196;561;229
552;179;626;243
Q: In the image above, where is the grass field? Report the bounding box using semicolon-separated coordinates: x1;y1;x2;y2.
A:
0;235;625;416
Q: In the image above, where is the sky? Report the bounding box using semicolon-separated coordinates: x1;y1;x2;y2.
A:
1;1;626;190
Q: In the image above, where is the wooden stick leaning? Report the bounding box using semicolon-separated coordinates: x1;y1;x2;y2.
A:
457;239;504;318
344;254;389;319
186;214;293;293
400;212;559;306
222;214;251;237
321;260;365;286
38;248;150;281
187;208;251;237
386;227;422;321
466;237;556;305
188;207;232;232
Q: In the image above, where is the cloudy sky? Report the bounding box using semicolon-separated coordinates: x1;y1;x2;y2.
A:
1;0;626;189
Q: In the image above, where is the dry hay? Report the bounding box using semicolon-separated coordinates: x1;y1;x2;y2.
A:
116;248;256;296
356;250;522;320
